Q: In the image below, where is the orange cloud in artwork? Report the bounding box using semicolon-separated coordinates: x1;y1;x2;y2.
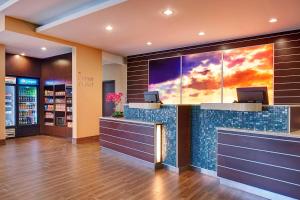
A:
223;69;273;88
223;44;273;104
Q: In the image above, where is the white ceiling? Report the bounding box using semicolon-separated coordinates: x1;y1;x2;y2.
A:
2;0;112;24
0;31;72;58
2;0;300;56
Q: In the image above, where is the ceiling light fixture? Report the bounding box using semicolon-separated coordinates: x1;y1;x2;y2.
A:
41;47;47;51
269;18;278;23
163;8;173;16
20;53;25;56
105;25;113;31
147;42;152;46
198;31;205;36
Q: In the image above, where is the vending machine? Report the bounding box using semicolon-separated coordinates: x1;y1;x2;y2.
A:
16;77;40;137
5;77;40;138
5;77;17;138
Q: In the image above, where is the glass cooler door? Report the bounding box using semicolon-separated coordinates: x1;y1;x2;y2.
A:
18;86;38;126
5;85;16;127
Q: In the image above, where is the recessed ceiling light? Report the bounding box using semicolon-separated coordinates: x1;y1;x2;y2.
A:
198;32;205;36
269;18;278;23
105;25;113;31
41;47;47;51
147;42;152;46
20;53;25;56
163;8;173;16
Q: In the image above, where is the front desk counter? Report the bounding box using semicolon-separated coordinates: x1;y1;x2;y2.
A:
99;103;300;199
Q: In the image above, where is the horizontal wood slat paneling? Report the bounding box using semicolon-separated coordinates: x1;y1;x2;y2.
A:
274;97;300;104
127;29;300;104
274;90;300;97
275;39;300;49
100;120;154;136
275;54;300;62
218;144;300;170
100;127;154;145
275;76;300;83
274;68;300;76
218;166;300;199
274;62;300;70
217;129;300;199
100;134;154;154
274;82;300;90
218;130;300;142
127;85;148;90
218;132;300;156
127;89;147;94
218;155;300;185
99;118;156;163
275;47;300;56
100;140;154;162
127;79;148;85
127;69;148;76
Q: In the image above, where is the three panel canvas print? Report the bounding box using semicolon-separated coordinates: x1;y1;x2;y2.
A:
149;44;273;104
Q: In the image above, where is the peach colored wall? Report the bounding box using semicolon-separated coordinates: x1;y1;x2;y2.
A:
4;17;103;139
0;44;5;140
72;46;102;138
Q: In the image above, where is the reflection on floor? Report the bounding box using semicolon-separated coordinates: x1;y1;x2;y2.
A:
0;136;266;200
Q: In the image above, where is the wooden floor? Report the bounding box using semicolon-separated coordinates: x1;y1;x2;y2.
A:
0;136;266;200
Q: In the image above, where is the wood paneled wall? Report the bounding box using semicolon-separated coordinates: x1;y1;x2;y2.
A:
99;118;157;164
217;129;300;199
5;53;72;137
40;53;72;138
127;29;300;105
6;53;42;78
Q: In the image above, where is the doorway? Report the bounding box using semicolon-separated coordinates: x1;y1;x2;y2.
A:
102;80;115;117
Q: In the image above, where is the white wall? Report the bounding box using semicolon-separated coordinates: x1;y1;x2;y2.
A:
103;63;127;96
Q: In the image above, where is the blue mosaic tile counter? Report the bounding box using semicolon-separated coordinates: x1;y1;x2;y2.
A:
124;104;291;172
124;105;177;167
191;105;290;171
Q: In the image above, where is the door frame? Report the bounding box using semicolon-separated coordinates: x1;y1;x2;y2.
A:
102;80;115;116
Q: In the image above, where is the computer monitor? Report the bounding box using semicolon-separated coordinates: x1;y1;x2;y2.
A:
237;87;269;105
144;91;160;103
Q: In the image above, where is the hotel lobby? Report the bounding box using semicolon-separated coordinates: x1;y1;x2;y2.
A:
0;0;300;200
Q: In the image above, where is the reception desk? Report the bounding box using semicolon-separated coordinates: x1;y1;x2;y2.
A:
99;103;300;199
217;128;300;199
99;117;162;168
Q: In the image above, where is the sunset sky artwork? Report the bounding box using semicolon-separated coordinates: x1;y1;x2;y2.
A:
182;51;222;104
223;44;273;104
148;44;273;104
149;57;181;104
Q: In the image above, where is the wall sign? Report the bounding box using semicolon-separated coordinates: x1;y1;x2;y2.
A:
5;76;16;84
17;78;39;85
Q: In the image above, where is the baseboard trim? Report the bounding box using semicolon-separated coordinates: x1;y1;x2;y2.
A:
72;135;99;144
190;165;217;178
0;139;6;145
162;164;191;174
220;178;296;200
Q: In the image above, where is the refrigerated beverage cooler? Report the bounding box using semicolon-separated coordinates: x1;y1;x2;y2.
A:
5;77;16;138
5;77;40;138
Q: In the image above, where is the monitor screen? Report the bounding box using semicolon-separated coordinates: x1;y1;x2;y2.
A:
237;87;269;105
144;91;160;103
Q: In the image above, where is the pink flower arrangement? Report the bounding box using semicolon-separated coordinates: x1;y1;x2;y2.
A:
106;92;123;104
106;92;124;117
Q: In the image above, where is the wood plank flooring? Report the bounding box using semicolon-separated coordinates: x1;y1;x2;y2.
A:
0;136;266;200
